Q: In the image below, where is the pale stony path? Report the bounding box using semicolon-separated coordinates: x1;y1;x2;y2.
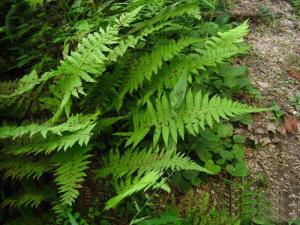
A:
235;0;300;221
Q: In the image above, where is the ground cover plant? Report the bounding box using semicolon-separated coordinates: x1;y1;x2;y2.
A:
0;0;269;224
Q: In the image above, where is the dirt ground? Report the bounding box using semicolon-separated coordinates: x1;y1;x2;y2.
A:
170;1;300;222
233;0;300;221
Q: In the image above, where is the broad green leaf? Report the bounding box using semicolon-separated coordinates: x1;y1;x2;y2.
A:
226;162;248;177
205;160;221;175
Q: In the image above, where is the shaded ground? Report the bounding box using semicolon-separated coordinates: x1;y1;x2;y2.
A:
234;0;300;221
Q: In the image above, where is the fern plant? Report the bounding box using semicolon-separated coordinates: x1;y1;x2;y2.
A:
0;0;266;223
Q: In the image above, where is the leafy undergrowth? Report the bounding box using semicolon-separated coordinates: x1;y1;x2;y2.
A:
290;0;300;15
0;0;279;224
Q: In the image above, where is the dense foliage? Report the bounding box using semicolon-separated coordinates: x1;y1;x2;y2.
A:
0;0;267;224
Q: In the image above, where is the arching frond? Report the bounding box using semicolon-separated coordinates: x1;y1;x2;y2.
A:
52;7;143;121
0;70;54;100
52;146;92;206
132;1;201;32
138;22;250;104
105;171;167;210
116;37;204;109
0;113;98;140
96;147;209;179
2;192;46;208
126;91;265;147
3;124;95;155
0;156;50;180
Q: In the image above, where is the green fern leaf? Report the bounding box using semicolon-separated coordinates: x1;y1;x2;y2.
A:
105;171;165;210
3;125;94;155
52;146;92;206
116;37;204;109
0;113;98;140
96;148;209;179
132;1;201;32
127;91;266;147
138;22;250;105
52;8;143;121
0;70;54;100
0;156;49;180
2;192;46;208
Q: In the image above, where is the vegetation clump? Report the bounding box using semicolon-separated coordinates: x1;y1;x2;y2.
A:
0;0;272;224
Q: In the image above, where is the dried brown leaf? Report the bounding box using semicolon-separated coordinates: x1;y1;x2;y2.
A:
287;69;300;83
284;115;299;134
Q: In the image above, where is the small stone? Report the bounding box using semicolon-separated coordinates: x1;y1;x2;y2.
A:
277;124;287;135
254;127;266;134
248;124;253;131
257;81;269;89
267;123;277;133
272;137;281;143
260;137;272;146
250;135;259;145
234;128;245;134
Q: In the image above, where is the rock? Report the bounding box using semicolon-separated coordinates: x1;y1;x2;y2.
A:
267;123;277;133
250;134;259;145
254;127;266;134
257;81;269;89
272;137;281;143
277;124;287;135
234;128;245;134
248;124;253;131
260;137;272;146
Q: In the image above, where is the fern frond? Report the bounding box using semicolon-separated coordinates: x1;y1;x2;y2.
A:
52;146;92;206
3;124;95;155
97;147;209;179
138;23;250;104
116;37;203;109
1;115;122;156
127;91;266;147
2;192;46;208
129;37;202;93
52;8;142;121
105;171;167;210
133;1;201;32
0;70;54;100
0;156;49;180
107;35;139;62
0;113;98;140
207;21;249;47
114;6;143;27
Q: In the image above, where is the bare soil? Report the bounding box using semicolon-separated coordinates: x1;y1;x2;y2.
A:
234;0;300;221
